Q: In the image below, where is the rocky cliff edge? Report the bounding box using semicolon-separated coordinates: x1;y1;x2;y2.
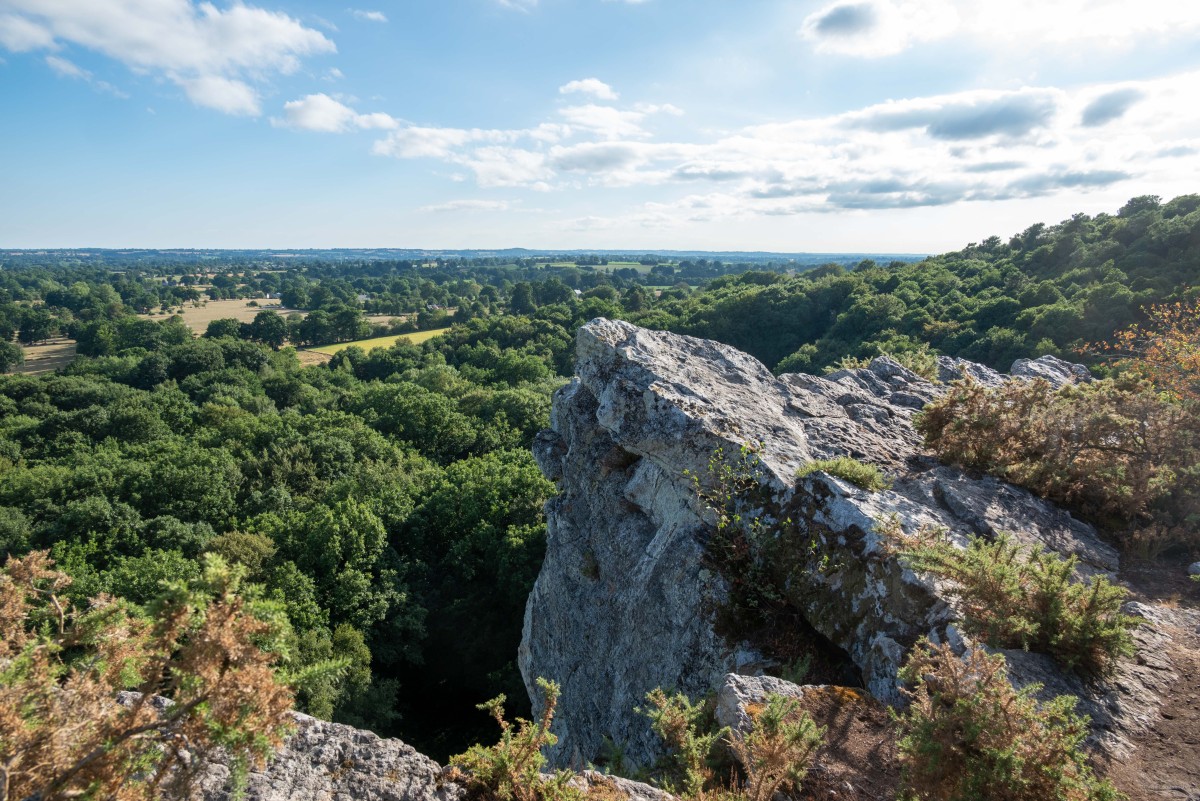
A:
520;318;1180;770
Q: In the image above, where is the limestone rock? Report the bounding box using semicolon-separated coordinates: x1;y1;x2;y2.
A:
1010;354;1094;387
520;319;1149;770
194;712;463;801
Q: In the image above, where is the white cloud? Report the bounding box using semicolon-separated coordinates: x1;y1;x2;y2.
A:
349;9;387;23
0;0;335;114
44;53;130;97
367;70;1200;226
800;0;958;57
801;0;1200;58
496;0;538;11
558;104;647;139
274;93;398;132
45;53;86;79
0;13;53;51
559;78;619;101
420;199;512;213
180;75;260;115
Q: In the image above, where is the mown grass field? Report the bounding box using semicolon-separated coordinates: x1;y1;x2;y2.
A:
140;299;302;334
307;327;452;356
17;338;77;375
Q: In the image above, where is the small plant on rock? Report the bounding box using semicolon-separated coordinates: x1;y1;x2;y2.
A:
450;678;582;801
639;688;824;801
796;457;891;492
639;688;727;798
894;640;1123;801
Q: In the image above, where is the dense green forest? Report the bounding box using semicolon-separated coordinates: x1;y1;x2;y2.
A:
1;194;1198;757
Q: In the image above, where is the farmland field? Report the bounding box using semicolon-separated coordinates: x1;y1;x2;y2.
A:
17;338;77;375
140;298;303;334
307;327;453;356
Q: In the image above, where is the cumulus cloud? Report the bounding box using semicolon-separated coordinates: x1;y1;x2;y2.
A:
559;78;619;101
180;75;261;115
846;88;1060;140
1081;88;1145;127
365;71;1200;225
800;0;957;57
349;9;387;23
801;0;1200;58
274;93;397;132
0;0;334;114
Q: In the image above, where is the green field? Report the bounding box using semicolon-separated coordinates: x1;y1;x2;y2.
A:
308;327;452;355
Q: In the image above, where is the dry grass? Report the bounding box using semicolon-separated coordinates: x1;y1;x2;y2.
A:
17;338;77;375
139;299;303;334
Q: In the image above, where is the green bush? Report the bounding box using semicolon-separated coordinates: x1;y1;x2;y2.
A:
639;688;824;801
894;641;1122;801
639;688;726;798
450;678;582;801
796;457;890;492
884;524;1136;675
726;694;824;801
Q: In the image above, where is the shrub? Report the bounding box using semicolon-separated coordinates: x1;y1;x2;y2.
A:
726;694;824;801
894;641;1122;801
639;688;824;801
1091;296;1200;403
639;688;727;798
0;550;294;801
796;457;891;492
916;375;1200;551
450;678;583;801
883;524;1137;675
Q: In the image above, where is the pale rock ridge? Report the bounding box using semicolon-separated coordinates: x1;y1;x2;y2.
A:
194;711;463;801
520;319;1159;770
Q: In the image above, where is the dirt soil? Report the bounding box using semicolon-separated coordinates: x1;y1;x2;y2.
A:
1101;562;1200;801
791;686;900;801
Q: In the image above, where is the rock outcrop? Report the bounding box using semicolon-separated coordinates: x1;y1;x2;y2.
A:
520;319;1162;770
193;711;463;801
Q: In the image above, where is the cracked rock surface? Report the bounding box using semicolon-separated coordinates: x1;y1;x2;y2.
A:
520;319;1165;770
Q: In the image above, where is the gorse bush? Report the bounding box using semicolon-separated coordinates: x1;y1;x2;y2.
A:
916;375;1200;552
639;688;727;798
894;641;1122;801
725;694;824;801
796;457;891;492
639;688;824;801
883;523;1136;675
450;678;583;801
0;550;294;801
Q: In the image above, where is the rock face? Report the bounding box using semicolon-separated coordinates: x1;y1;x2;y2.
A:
520;319;1142;769
195;712;463;801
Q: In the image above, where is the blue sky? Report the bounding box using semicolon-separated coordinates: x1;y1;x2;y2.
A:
2;0;1199;251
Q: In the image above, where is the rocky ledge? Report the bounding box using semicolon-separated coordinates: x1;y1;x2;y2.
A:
519;318;1178;770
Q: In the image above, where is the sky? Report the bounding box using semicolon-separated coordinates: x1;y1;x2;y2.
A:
1;0;1199;252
